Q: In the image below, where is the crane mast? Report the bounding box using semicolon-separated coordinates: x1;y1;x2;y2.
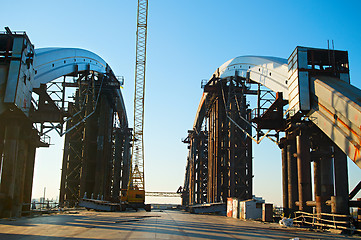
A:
129;0;148;194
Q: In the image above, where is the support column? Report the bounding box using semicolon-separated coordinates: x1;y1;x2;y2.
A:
22;142;36;214
320;145;334;213
189;136;196;205
121;128;131;192
59;106;72;207
217;100;224;202
333;144;349;214
80;98;98;199
94;96;107;198
296;130;312;212
229;100;235;197
112;128;124;200
12;137;28;217
0;124;4;174
102;105;114;200
0;121;20;218
207;111;215;203
281;139;289;216
287;137;298;216
313;157;323;216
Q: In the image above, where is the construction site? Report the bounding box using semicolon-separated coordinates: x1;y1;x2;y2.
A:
1;1;361;239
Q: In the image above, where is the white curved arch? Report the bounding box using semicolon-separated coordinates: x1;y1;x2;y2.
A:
33;48;109;88
32;47;128;125
193;56;289;130
214;56;289;98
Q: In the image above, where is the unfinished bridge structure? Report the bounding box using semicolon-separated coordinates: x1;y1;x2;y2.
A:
183;47;361;222
0;31;131;217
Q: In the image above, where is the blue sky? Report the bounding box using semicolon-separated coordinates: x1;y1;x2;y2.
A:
1;0;361;206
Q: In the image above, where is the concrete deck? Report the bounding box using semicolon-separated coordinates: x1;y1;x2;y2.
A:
0;210;359;239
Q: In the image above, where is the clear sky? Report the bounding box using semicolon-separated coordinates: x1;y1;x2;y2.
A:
1;0;361;206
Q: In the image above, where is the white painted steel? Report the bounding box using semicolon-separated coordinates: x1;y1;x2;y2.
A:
192;55;361;170
32;47;127;125
214;56;289;96
193;56;288;130
308;76;361;168
33;48;107;88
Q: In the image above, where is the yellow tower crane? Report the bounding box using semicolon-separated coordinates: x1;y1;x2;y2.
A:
121;0;150;211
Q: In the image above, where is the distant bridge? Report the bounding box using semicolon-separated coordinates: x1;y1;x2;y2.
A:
145;192;181;197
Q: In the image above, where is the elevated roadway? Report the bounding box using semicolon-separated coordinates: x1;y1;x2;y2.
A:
0;210;357;239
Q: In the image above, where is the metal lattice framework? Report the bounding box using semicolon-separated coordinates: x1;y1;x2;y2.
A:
130;0;148;191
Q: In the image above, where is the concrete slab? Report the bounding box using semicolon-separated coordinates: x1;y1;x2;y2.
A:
0;210;359;239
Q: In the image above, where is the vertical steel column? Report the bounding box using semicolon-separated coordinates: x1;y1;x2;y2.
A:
11;136;28;217
208;99;221;203
320;144;334;213
59;100;84;206
103;102;114;200
182;154;190;206
79;93;98;198
235;96;252;200
313;157;323;215
195;137;200;204
22;140;37;214
196;133;207;204
94;96;107;198
112;128;124;200
296;129;312;212
281;139;289;216
229;96;235;197
245;134;252;199
189;135;196;205
200;132;208;203
0;121;20;218
59;103;72;207
287;137;298;216
218;99;226;202
333;144;349;214
207;110;215;203
94;96;114;200
0;123;4;175
121;128;131;192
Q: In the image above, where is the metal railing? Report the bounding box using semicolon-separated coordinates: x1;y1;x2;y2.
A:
293;211;359;232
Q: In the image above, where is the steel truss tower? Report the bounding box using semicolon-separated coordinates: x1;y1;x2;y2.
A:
130;0;148;191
